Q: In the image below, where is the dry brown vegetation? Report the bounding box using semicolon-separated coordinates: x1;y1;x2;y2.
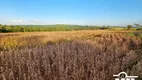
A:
0;30;142;80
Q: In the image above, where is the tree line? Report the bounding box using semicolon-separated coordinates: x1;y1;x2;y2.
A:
0;24;142;32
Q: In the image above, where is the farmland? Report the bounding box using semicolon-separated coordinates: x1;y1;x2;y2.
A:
1;30;142;80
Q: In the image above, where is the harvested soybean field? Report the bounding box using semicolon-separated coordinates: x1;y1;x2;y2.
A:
1;30;142;80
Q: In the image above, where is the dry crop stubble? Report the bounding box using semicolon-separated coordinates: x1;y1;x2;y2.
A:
1;30;142;80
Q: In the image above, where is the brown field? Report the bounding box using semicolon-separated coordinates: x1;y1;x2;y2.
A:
1;30;142;80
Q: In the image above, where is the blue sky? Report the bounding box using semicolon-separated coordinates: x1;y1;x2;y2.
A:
0;0;142;26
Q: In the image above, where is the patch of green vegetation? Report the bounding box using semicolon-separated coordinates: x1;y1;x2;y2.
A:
139;33;142;38
0;24;141;32
127;32;136;37
0;24;114;32
127;32;142;39
111;28;124;30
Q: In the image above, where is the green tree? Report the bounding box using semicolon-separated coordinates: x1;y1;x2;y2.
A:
134;23;142;28
5;26;13;32
0;24;2;32
127;25;133;30
134;23;140;27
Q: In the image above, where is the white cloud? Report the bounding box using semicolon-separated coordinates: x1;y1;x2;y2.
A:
12;20;24;23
